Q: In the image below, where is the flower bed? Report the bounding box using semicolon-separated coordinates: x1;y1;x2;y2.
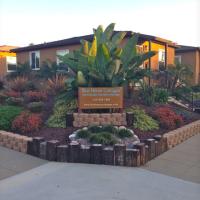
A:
1;120;199;167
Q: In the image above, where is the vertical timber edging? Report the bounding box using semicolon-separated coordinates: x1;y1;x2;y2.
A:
1;119;200;167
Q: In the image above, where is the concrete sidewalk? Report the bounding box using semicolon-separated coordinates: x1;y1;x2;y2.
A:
0;162;200;200
0;146;47;180
143;134;200;184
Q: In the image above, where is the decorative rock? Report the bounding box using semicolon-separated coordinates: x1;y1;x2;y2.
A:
79;145;90;163
135;143;146;165
39;142;47;159
90;144;103;164
57;145;69;162
69;142;80;163
46;140;60;161
102;147;114;165
114;144;126;166
69;133;76;141
32;137;45;157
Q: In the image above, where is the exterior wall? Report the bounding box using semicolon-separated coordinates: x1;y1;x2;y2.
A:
0;57;7;77
16;40;175;73
167;46;175;65
17;44;80;66
0;52;16;77
17;51;30;65
176;51;199;85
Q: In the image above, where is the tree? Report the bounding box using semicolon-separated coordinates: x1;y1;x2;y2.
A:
166;62;193;93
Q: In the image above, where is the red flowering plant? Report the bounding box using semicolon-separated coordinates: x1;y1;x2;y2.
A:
5;90;21;98
12;111;42;135
25;91;47;102
153;107;183;129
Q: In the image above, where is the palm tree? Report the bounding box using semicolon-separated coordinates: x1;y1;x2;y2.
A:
166;62;193;93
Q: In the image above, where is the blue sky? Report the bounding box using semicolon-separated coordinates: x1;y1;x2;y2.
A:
0;0;199;47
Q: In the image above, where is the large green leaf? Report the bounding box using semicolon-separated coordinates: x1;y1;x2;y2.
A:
111;31;126;47
120;33;139;69
94;25;103;45
103;23;115;42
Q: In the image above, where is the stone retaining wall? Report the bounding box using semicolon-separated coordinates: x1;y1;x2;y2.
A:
0;131;32;153
164;120;200;149
72;113;127;127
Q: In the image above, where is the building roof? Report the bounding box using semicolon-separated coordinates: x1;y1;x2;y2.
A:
176;45;200;53
0;45;19;52
11;31;177;53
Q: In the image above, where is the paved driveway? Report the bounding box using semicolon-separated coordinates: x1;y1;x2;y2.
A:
0;134;200;200
0;146;47;180
143;134;200;184
0;162;200;200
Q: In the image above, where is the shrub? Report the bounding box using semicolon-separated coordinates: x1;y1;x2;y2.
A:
38;61;59;79
140;84;156;106
47;98;77;128
0;93;7;104
76;129;91;138
0;106;23;131
117;128;132;138
191;85;200;93
5;90;21;98
126;106;159;131
172;86;191;100
7;63;31;78
101;125;118;134
155;88;169;103
173;107;195;121
27;101;44;113
88;125;102;133
25;81;38;91
6;97;24;106
153;107;183;129
12;112;42;134
25;91;47;102
47;74;66;95
9;76;29;92
89;132;117;145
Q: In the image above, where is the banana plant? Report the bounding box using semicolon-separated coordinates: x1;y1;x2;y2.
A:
59;23;156;93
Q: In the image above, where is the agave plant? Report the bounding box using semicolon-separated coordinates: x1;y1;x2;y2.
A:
59;23;156;96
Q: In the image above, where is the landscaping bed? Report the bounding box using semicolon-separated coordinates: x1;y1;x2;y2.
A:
0;23;200;167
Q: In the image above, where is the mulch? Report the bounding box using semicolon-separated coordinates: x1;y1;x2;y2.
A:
27;97;200;144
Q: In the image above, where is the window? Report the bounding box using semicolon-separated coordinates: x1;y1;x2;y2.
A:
56;49;69;65
158;49;165;71
6;56;17;72
30;51;40;69
175;55;181;64
136;45;143;54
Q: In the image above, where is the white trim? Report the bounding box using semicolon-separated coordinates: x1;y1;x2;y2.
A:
29;51;40;70
158;49;165;62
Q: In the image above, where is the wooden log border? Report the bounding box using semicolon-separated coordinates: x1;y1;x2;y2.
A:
0;120;200;167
